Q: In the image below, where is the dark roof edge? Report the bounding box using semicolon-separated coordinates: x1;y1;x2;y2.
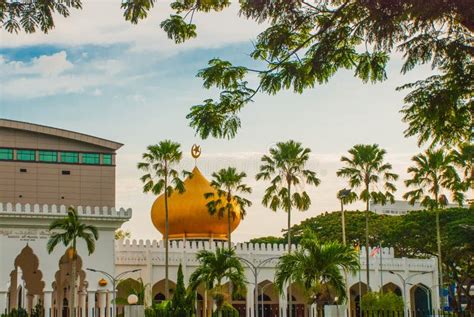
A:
0;118;123;151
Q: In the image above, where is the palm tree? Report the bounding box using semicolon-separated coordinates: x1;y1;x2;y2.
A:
336;144;398;290
256;140;320;317
47;207;99;317
403;148;464;299
137;140;187;299
275;230;360;306
205;167;252;250
188;248;246;314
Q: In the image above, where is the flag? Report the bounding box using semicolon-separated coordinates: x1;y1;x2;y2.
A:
370;246;381;257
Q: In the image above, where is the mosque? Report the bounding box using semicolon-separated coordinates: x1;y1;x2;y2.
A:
0;119;440;317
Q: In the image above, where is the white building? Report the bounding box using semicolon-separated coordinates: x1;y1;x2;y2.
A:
0;121;441;317
370;200;461;216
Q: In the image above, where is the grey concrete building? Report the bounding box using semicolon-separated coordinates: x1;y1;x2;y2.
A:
0;119;122;207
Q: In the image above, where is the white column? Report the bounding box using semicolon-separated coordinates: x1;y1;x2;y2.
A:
246;283;254;317
98;291;107;317
0;291;7;314
79;291;87;317
87;291;96;317
107;291;114;317
43;291;53;317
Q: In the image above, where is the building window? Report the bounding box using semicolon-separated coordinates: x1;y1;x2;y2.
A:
17;150;35;161
82;153;100;165
39;150;58;162
60;152;79;164
0;148;13;160
102;154;112;165
62;170;71;175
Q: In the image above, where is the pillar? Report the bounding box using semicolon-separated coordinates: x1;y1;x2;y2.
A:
245;283;254;317
0;291;7;315
79;291;87;317
43;291;53;317
98;291;107;317
87;291;96;317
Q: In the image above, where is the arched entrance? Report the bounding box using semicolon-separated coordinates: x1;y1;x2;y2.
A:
382;282;402;296
350;282;368;316
8;245;45;314
288;284;306;317
221;281;247;316
51;249;88;317
410;284;431;316
152;279;176;304
258;280;279;317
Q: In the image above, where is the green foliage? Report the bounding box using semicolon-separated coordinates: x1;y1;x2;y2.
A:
171;264;195;317
30;301;43;317
360;292;404;312
337;144;398;207
275;230;360;303
403;149;464;208
212;303;239;317
146;300;172;317
2;308;28;317
249;236;285;245
47;206;99;255
137;140;188;196
205;167;252;247
253;208;474;311
160;15;197;43
188;248;246;310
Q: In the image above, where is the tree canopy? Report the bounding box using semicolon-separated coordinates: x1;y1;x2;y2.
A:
3;0;472;147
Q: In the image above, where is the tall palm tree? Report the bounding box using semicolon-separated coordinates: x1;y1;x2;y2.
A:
275;230;360;306
137;140;187;299
403;148;464;298
205;167;252;250
188;248;246;314
47;207;98;317
336;144;398;291
256;140;320;317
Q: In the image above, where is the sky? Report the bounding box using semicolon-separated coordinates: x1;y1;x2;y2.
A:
0;0;458;242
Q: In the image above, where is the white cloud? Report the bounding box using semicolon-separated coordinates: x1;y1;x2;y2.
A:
0;51;73;77
0;51;129;98
0;1;264;54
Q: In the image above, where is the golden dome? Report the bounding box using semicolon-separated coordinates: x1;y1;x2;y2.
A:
151;167;241;240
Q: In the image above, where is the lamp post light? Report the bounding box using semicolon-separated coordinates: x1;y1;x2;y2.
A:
234;256;280;317
389;271;430;315
86;268;141;317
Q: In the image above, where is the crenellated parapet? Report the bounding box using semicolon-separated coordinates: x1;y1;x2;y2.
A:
115;239;437;274
0;202;132;219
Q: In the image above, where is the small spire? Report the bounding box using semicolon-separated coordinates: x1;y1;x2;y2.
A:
191;144;201;166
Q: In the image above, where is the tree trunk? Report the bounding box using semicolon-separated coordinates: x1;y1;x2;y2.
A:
164;163;169;300
341;200;350;312
434;188;444;309
227;197;233;298
70;243;77;317
287;180;292;317
365;182;370;293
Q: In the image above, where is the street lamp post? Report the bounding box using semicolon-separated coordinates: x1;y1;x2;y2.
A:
389;271;430;315
86;268;141;317
338;188;352;316
234;256;280;317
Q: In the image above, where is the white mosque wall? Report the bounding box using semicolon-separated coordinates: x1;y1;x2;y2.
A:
115;239;440;313
0;203;132;314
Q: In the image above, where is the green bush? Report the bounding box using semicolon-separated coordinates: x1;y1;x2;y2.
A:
361;291;404;312
212;303;239;317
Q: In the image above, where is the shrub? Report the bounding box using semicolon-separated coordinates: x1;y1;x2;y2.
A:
361;291;404;312
212;303;239;317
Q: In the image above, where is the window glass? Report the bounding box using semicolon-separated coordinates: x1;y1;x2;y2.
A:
61;152;79;164
17;150;35;161
82;153;100;164
39;150;58;162
0;148;13;160
102;154;112;165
